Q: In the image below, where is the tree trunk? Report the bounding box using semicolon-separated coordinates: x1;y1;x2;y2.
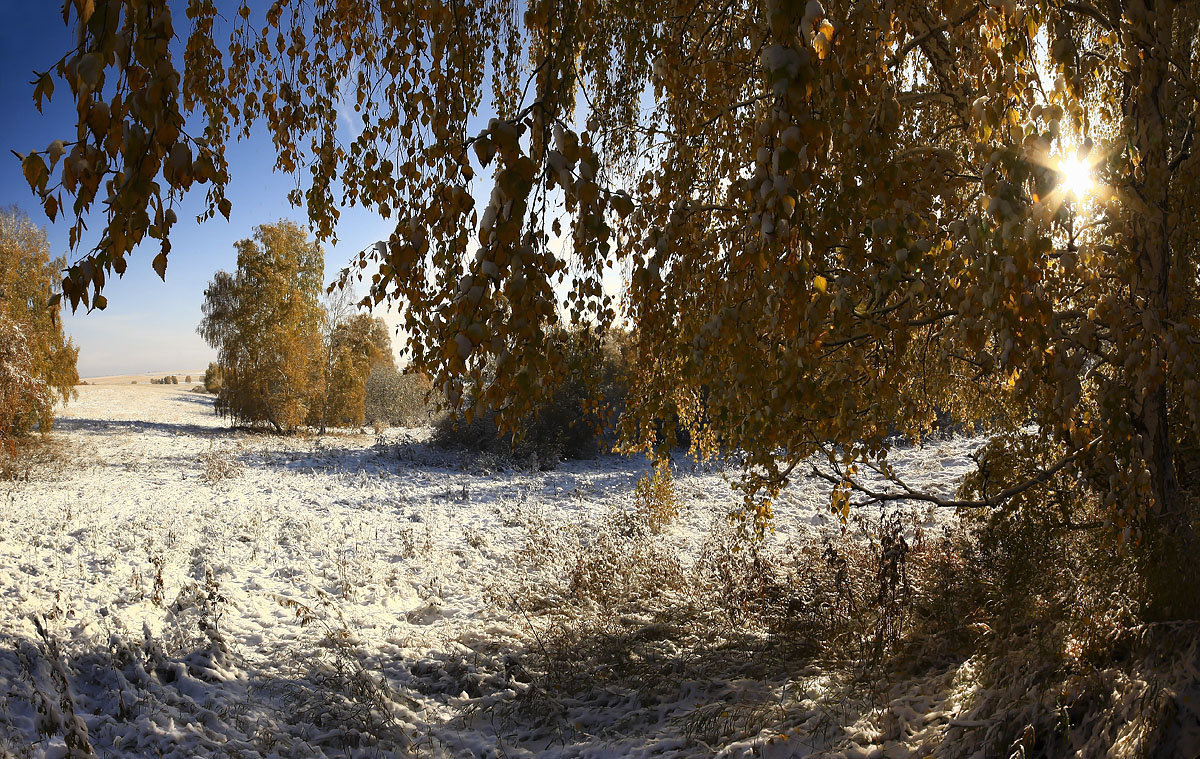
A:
1138;383;1198;619
1127;0;1199;619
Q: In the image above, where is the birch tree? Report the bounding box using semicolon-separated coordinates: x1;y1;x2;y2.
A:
22;0;1200;614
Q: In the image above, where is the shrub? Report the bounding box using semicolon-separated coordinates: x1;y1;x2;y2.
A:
198;447;243;484
433;327;629;467
904;432;1151;658
634;458;680;534
185;375;192;383
363;367;436;429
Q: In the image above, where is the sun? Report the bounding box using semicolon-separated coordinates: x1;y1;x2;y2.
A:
1057;152;1095;201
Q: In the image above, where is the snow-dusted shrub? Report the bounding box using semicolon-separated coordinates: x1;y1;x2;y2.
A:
198;447;243;484
510;500;690;614
895;624;1200;758
689;509;941;668
15;619;93;758
0;316;52;446
917;433;1144;659
633;458;680;533
275;593;414;748
363;366;436;429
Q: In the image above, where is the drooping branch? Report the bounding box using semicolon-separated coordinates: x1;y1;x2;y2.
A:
888;6;982;70
808;437;1102;510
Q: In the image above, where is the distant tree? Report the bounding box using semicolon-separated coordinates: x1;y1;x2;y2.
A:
170;375;178;384
319;314;396;429
185;375;192;383
0;208;78;438
202;362;223;395
199;221;324;432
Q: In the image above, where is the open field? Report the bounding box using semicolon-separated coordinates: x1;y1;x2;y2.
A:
0;384;1068;758
80;372;209;387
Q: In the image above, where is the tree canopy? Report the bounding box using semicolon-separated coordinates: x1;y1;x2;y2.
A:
0;208;79;438
22;0;1200;611
199;220;325;431
200;220;395;431
322;312;396;428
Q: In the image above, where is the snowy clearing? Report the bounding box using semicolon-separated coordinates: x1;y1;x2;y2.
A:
0;385;995;758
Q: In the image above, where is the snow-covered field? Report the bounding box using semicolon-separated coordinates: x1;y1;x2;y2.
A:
0;385;992;758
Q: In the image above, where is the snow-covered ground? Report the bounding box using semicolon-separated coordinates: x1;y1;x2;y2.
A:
0;385;991;758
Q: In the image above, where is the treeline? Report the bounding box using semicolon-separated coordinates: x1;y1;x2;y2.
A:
199;221;635;462
0;208;79;446
198;221;430;433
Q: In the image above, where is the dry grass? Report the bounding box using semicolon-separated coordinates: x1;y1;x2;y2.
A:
0;435;87;482
197;446;244;484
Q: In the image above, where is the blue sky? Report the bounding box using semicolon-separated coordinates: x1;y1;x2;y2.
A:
0;2;399;377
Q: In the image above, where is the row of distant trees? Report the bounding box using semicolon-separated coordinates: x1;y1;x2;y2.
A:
196;220;631;453
198;221;407;433
0;208;79;445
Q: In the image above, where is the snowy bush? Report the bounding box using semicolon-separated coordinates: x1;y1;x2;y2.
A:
363;366;436;429
16;618;93;758
198;447;244;484
0;317;52;445
633;458;680;534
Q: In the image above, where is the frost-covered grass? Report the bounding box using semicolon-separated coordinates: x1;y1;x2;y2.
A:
4;385;1193;758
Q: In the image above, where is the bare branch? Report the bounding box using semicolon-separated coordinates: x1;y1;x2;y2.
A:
888;6;981;69
809;437;1101;510
1059;2;1116;31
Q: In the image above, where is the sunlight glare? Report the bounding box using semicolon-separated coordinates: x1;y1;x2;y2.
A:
1057;152;1094;201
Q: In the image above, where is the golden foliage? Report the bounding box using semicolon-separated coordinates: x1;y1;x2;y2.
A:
0;318;52;447
319;314;395;429
634;458;681;534
199;221;325;432
0;208;78;437
24;2;1200;553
